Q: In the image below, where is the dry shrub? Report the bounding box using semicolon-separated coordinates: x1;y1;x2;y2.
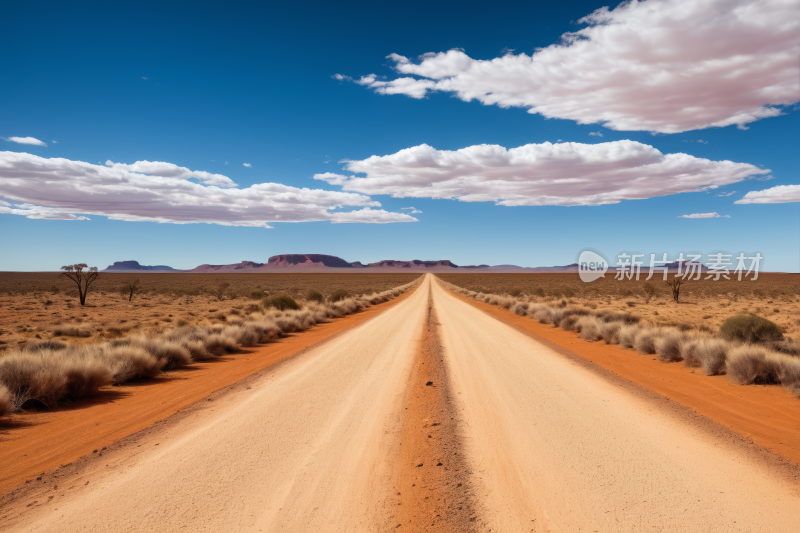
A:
329;289;350;302
103;345;164;383
619;325;639;349
534;308;555;324
577;316;602;341
52;325;92;337
720;314;783;343
204;332;238;356
655;331;684;362
306;289;325;303
634;327;660;355
727;345;781;384
264;294;301;311
688;338;728;375
0;384;12;416
0;348;113;408
600;321;622;344
25;339;68;352
777;357;800;397
512;301;529;316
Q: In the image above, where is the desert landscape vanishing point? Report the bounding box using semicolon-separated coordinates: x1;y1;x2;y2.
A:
3;0;800;530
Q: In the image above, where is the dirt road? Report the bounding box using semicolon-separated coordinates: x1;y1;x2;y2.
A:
2;274;800;532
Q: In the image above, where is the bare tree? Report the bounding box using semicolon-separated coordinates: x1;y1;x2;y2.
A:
60;264;100;306
642;282;657;303
664;273;690;303
120;279;141;302
214;282;231;301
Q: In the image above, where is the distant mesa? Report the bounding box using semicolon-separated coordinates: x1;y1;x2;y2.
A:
103;260;178;272
267;254;354;268
366;260;459;269
103;255;669;274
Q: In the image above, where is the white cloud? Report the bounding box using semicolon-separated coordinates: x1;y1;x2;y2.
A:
356;74;437;99
5;136;47;147
243;163;252;168
316;140;768;207
715;190;738;197
349;0;800;133
52;140;58;144
401;207;423;213
736;184;800;204
0;151;417;227
105;160;237;187
678;212;731;218
588;132;603;137
142;77;148;80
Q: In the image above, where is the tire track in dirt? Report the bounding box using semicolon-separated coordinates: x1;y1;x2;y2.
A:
392;283;480;532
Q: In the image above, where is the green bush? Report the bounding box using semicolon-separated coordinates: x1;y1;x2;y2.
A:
329;289;350;302
720;314;783;343
249;290;266;300
306;289;325;303
264;294;300;311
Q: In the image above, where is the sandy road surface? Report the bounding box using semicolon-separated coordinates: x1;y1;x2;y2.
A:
431;277;800;532
3;274;800;532
1;277;430;532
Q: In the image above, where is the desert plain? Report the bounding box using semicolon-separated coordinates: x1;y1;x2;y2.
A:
1;272;799;532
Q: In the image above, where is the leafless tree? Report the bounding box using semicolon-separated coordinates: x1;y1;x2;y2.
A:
121;279;141;302
60;264;100;306
664;273;690;304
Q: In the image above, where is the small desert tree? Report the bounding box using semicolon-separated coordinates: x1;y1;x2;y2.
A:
642;282;657;303
664;273;690;303
214;282;231;301
60;264;100;306
121;279;141;302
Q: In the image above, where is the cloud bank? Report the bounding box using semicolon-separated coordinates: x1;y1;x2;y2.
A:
736;184;800;204
346;0;800;133
0;152;416;227
5;136;47;147
679;212;731;218
314;140;768;207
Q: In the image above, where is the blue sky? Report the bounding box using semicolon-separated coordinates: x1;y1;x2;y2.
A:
1;0;798;271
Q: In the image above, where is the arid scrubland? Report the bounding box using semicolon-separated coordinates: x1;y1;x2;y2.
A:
436;274;800;399
436;273;800;338
0;272;421;351
0;274;421;417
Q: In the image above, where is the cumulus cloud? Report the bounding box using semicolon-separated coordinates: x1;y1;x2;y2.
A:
588;132;604;137
349;0;800;133
401;207;423;214
736;184;800;204
5;136;47;147
315;140;768;207
678;212;731;218
52;140;58;144
105;160;237;187
243;163;252;168
0;152;416;227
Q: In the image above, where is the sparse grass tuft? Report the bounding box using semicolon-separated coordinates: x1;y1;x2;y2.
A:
727;345;781;384
52;325;92;337
655;331;684;362
0;384;12;416
634;327;660;355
